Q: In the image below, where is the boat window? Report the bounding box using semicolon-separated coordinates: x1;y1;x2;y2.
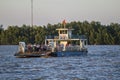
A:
60;30;67;34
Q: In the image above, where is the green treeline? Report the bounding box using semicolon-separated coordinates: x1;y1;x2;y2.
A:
0;21;120;45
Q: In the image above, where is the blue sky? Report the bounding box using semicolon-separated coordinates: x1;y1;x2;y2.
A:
0;0;120;28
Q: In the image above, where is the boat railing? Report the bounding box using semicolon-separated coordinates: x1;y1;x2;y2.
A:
56;45;87;52
71;35;87;39
46;35;87;39
65;46;80;51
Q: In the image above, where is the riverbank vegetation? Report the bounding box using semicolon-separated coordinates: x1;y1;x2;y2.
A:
0;21;120;45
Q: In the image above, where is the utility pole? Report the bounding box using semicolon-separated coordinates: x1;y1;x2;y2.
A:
31;0;33;27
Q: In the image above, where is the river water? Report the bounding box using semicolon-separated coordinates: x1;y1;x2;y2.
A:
0;45;120;80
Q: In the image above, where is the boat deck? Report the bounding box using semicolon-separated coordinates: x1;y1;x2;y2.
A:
14;51;52;58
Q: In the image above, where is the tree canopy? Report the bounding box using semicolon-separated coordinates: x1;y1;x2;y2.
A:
0;21;120;45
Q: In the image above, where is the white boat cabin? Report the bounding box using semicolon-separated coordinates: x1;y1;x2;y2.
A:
45;27;87;52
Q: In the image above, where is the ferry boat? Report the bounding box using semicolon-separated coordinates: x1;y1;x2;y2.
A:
14;21;88;57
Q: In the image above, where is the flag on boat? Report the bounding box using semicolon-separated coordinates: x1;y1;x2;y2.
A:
62;19;66;25
62;20;66;28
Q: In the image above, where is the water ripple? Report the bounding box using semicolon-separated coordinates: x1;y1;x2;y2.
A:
0;45;120;80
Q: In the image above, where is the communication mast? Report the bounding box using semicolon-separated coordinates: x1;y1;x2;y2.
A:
31;0;33;27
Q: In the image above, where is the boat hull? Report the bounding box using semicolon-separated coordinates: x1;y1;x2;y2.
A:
14;53;44;58
55;51;87;57
14;51;88;58
14;51;51;58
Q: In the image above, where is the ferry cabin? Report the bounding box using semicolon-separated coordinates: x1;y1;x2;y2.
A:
45;27;88;54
